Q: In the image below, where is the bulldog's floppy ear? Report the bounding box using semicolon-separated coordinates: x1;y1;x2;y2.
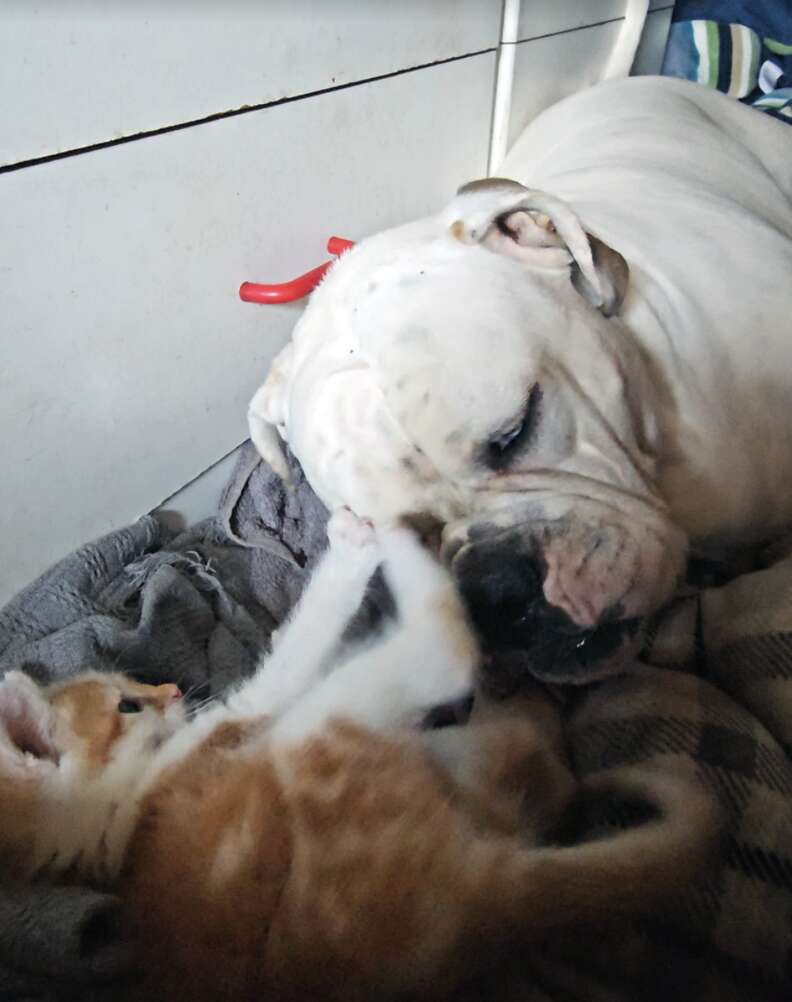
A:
569;233;629;318
450;178;629;317
247;343;294;486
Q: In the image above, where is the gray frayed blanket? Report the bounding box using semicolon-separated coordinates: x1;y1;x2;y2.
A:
1;444;792;1001
0;445;327;1001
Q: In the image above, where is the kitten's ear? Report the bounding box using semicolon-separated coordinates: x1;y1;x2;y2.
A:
0;672;58;761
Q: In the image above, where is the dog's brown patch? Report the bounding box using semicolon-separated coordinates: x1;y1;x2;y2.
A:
449;219;466;241
457;178;526;196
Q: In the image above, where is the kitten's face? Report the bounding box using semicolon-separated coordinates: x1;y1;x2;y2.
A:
0;671;185;776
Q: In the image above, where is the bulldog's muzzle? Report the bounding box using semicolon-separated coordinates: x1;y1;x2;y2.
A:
452;534;641;684
443;492;689;689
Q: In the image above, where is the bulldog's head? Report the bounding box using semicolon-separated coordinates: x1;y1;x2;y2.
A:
249;180;687;683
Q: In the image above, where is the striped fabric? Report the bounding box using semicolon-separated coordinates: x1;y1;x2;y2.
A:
684;20;760;97
662;2;792;123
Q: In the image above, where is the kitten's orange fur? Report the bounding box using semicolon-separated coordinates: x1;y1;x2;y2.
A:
0;517;719;1001
0;672;712;1001
52;677;179;767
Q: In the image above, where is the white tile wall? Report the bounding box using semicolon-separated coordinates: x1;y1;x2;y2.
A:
517;0;669;42
508;19;623;149
0;53;495;604
633;6;674;75
507;2;673;150
0;0;501;167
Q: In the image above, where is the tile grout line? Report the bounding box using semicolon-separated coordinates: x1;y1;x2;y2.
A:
514;4;672;46
0;47;497;176
515;14;628;46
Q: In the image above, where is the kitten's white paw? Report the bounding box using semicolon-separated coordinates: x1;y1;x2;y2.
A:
327;507;377;551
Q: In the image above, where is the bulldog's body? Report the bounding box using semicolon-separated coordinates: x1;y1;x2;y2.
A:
250;77;792;682
507;76;792;546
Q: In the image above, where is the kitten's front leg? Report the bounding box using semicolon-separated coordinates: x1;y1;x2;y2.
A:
272;522;479;742
226;508;381;719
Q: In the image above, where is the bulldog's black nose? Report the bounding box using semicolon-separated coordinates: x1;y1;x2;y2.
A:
453;536;639;683
455;543;547;646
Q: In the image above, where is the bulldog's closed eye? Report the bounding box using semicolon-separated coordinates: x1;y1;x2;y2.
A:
483;385;542;470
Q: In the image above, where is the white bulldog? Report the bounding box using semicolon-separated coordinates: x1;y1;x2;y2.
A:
249;76;792;683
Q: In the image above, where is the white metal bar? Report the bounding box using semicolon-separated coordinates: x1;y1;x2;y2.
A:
603;0;650;79
487;0;521;174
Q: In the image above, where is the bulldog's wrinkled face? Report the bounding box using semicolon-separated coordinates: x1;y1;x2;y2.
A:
249;180;688;683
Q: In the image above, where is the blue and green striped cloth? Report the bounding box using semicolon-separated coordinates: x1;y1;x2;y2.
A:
662;0;792;122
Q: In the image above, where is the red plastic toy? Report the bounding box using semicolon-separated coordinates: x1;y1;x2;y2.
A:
239;236;355;304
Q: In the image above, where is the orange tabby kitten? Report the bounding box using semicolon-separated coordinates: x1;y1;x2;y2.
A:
0;511;718;1001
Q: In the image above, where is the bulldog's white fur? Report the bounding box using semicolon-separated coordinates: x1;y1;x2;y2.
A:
248;76;792;682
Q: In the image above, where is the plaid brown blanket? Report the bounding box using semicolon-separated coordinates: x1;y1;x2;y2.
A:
493;540;792;1002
